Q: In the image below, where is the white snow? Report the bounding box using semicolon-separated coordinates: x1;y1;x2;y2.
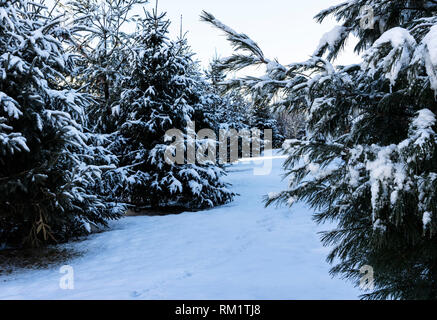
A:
374;27;416;49
0;92;22;119
111;105;120;116
412;109;436;147
366;144;408;220
0;153;359;299
413;109;436;130
421;25;437;93
423;211;432;229
364;27;416;86
314;25;347;57
423;25;437;67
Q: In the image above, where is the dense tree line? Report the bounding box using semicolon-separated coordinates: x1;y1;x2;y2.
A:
0;0;283;248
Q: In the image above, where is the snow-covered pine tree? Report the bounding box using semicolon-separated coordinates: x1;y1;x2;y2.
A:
204;57;284;159
202;58;254;160
275;110;305;140
175;42;222;139
117;9;234;210
205;58;251;133
65;0;146;133
249;104;284;149
0;0;121;247
202;1;437;299
65;0;146;205
207;54;284;152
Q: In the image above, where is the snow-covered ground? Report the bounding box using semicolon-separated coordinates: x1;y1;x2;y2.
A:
0;153;360;299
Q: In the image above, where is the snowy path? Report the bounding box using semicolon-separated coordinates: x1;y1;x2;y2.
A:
0;154;360;299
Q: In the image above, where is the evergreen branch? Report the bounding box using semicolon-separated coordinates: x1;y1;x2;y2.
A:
200;11;268;64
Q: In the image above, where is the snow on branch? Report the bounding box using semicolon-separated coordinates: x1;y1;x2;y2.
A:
313;25;349;61
200;11;267;64
313;1;350;24
363;27;416;86
419;25;437;94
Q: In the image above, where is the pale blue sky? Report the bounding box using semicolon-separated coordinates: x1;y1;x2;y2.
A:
50;0;359;68
151;0;360;68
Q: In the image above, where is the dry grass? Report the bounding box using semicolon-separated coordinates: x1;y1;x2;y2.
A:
0;247;81;276
125;206;187;217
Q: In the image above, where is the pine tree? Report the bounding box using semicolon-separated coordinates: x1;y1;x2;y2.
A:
117;9;234;210
65;0;146;132
0;0;121;247
202;1;437;299
249;104;284;149
203;58;285;159
65;0;146;205
203;59;254;160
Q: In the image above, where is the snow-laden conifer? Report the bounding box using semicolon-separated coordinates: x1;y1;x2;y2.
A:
0;0;121;247
117;9;234;209
202;1;437;299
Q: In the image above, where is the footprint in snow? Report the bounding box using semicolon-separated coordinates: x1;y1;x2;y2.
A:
130;271;193;298
130;290;142;298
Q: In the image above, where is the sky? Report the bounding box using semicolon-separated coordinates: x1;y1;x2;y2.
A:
147;0;360;68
